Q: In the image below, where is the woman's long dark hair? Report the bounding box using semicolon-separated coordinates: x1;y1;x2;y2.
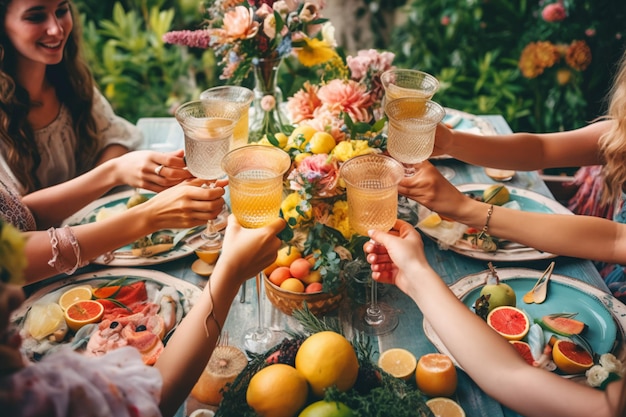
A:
0;0;99;193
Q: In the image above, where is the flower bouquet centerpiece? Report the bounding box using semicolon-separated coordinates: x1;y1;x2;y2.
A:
163;0;344;141
257;49;398;315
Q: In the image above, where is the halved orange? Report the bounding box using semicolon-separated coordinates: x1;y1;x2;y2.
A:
552;339;593;374
64;300;104;332
92;285;120;299
58;285;93;310
486;306;530;341
378;348;417;381
415;353;458;397
426;397;465;417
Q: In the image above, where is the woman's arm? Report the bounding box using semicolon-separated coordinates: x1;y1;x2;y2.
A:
23;150;193;228
401;162;626;264
365;222;620;417
23;179;225;282
155;216;286;416
434;120;609;170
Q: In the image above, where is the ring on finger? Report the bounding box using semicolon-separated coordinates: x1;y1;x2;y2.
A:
154;164;164;176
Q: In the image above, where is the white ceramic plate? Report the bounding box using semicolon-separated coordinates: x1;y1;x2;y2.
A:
63;189;204;266
423;268;626;370
418;184;573;262
13;268;202;361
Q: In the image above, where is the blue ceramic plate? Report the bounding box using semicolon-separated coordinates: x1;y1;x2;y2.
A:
62;189;204;266
423;268;626;370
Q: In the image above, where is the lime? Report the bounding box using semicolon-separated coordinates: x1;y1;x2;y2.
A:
298;400;355;417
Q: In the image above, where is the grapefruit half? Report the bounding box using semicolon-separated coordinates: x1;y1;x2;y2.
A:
509;340;534;365
486;306;530;341
552;339;593;374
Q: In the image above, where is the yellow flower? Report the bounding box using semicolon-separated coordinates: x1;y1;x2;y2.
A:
330;140;379;162
294;37;340;67
0;221;27;285
518;41;560;79
327;200;353;239
281;192;312;227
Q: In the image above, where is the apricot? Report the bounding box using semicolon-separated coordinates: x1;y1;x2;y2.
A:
301;269;322;285
269;266;292;286
290;258;312;279
305;282;323;293
280;278;305;293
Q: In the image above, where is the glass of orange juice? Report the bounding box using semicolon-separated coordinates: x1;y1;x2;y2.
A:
381;68;440;105
221;144;291;353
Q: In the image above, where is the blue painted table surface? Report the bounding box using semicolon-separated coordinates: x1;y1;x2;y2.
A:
31;115;609;417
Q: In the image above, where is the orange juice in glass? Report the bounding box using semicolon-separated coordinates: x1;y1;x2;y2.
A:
381;69;439;114
200;86;254;149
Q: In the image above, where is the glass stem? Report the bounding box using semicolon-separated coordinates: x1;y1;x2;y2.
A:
368;276;381;316
255;273;264;332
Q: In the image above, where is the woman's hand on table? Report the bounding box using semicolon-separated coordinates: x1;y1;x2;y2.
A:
130;178;227;230
112;149;193;192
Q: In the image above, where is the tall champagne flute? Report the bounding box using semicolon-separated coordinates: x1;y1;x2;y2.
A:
385;97;445;177
200;86;254;150
221;144;291;353
340;154;405;335
175;100;241;245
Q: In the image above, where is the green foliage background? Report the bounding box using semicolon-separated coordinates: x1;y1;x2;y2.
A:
76;0;626;134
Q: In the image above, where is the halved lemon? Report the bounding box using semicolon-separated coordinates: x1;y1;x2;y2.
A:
426;397;465;417
378;348;417;380
58;285;93;310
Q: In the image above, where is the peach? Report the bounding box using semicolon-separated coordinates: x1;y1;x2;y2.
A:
280;278;305;293
290;258;312;279
269;266;292;286
305;282;323;293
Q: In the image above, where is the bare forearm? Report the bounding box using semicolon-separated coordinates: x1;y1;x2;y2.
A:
445;121;606;170
22;160;121;228
23;211;152;282
155;262;242;416
453;200;626;264
95;144;130;165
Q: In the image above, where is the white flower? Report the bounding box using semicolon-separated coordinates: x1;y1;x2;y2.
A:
599;353;624;376
586;365;609;388
321;22;337;48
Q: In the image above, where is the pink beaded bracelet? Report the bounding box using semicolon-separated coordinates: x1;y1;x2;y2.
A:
47;225;87;275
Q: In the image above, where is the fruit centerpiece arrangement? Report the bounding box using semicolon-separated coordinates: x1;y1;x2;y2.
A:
215;309;435;417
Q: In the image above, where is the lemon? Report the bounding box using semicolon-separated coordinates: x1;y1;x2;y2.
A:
482;185;510;205
378;348;417;381
274;132;289;149
26;303;65;340
308;131;336;154
294;152;313;164
58;285;94;310
288;125;317;150
418;212;442;228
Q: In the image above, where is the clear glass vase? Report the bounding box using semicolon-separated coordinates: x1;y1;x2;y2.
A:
249;57;289;142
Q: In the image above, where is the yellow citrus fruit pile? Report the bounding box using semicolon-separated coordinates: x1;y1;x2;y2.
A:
265;245;323;294
246;331;359;416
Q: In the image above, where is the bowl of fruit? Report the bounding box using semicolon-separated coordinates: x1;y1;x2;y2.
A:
263;244;348;316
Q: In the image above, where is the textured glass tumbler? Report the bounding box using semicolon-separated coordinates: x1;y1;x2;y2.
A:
385;97;446;176
200;86;254;150
221;144;291;353
340;154;404;335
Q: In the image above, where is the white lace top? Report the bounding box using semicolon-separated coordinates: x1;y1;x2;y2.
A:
0;346;163;417
1;88;143;194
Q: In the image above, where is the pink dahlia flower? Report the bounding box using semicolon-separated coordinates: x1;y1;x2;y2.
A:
287;82;322;123
317;79;373;123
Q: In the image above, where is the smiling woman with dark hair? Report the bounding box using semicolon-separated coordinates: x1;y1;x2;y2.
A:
0;0;141;194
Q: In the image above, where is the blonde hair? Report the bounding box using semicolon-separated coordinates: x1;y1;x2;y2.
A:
599;50;626;205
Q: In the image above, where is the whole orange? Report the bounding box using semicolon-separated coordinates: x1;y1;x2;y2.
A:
415;353;457;397
295;331;359;397
246;364;308;417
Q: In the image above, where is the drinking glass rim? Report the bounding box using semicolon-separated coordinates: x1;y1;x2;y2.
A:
339;154;405;188
381;68;440;93
221;144;291;178
200;85;254;105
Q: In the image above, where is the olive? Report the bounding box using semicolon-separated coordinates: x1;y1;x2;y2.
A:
136;325;147;332
110;321;119;329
